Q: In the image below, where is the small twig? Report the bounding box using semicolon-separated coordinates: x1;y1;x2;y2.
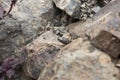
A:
7;0;17;15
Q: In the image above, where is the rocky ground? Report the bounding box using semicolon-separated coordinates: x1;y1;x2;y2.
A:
0;0;120;80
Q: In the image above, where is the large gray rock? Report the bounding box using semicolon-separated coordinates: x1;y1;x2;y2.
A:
53;0;100;21
85;0;120;39
0;17;24;62
38;38;120;80
0;0;54;62
0;17;32;80
68;0;120;38
1;0;54;41
2;0;54;21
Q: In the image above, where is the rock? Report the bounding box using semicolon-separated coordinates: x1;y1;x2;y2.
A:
91;6;101;13
0;17;31;80
1;0;54;41
53;0;99;22
2;0;54;22
86;0;120;39
98;0;111;7
13;72;32;80
67;21;85;39
0;17;24;62
0;0;54;69
53;0;81;16
23;31;64;79
53;26;68;36
38;38;120;80
58;32;72;44
90;30;120;59
86;0;120;58
67;0;120;58
68;0;120;37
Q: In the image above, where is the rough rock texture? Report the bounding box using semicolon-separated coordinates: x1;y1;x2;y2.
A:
0;0;54;68
84;0;120;59
53;0;81;16
23;31;64;79
0;17;34;80
0;1;55;79
86;0;120;39
0;0;119;80
67;21;84;39
91;30;120;59
0;0;55;79
53;0;102;23
38;38;120;80
67;0;120;58
68;0;120;37
1;0;54;41
0;17;24;62
2;0;54;21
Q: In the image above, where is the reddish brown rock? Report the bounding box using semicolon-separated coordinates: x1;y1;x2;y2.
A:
91;30;120;58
